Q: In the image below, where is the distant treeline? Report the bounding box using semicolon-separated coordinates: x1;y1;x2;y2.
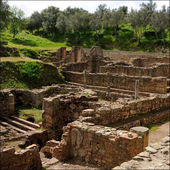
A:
0;0;170;51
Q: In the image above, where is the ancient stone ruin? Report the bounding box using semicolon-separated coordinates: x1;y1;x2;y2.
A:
0;46;169;169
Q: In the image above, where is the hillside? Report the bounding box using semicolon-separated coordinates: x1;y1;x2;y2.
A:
0;31;71;59
0;60;64;89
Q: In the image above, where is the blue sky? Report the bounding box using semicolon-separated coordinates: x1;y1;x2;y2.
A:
8;1;169;17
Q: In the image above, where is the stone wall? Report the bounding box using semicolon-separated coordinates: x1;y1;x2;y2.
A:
42;94;98;139
62;62;88;72
10;84;80;108
0;144;42;170
113;109;169;130
42;121;147;168
132;57;169;67
0;91;15;116
100;64;169;77
64;71;167;93
68;122;145;168
69;46;86;63
84;49;168;64
87;94;170;126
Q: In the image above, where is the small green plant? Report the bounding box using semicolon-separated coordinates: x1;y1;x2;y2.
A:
147;124;158;132
58;65;65;80
83;93;91;98
20;48;38;59
98;97;104;101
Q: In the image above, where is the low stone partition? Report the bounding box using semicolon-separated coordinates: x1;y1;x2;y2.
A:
113;109;169;130
64;71;167;94
0;91;15;116
62;62;88;72
0;144;42;170
42;94;98;139
41;121;148;168
100;64;169;77
84;49;168;64
9;84;80;108
86;94;170;126
132;57;169;67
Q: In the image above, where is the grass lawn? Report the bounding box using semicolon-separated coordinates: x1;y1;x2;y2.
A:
1;31;71;50
16;106;42;123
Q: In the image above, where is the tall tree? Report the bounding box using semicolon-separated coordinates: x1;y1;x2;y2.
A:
41;6;60;37
150;6;169;46
0;0;10;33
27;11;42;33
90;4;109;43
10;6;24;38
105;8;125;37
66;8;90;44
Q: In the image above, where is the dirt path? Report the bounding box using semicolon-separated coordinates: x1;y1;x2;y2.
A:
149;121;170;144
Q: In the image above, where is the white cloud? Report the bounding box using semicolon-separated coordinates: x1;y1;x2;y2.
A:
8;1;169;17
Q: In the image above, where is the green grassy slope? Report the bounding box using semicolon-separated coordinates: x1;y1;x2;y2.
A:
0;61;64;89
0;31;71;58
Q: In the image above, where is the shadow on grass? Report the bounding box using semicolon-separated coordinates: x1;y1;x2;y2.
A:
11;38;37;47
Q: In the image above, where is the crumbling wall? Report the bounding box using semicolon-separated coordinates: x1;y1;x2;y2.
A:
87;46;104;73
0;144;42;170
0;91;15;116
84;49;168;63
42;94;97;139
42;121;147;168
68;122;145;168
100;64;169;77
132;57;169;67
115;109;170;130
64;71;167;93
87;94;170;126
69;46;86;63
10;85;80;108
62;62;88;72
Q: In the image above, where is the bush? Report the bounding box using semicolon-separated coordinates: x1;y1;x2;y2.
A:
0;61;64;89
20;48;38;59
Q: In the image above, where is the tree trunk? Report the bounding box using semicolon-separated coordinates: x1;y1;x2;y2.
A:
162;31;166;47
155;31;158;40
13;32;15;38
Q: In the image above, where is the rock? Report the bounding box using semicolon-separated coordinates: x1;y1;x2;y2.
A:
138;151;150;158
121;162;131;168
133;156;144;161
161;142;169;146
161;148;169;155
150;143;163;150
162;136;170;143
44;157;59;166
147;157;152;161
145;146;157;154
71;128;83;148
112;166;126;170
165;160;170;166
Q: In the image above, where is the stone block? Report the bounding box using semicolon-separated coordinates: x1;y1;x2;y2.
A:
130;126;149;149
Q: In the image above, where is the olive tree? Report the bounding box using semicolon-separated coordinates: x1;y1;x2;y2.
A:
0;0;10;33
10;6;24;38
150;6;169;45
27;11;42;33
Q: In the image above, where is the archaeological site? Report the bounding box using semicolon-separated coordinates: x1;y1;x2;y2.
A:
0;46;170;170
